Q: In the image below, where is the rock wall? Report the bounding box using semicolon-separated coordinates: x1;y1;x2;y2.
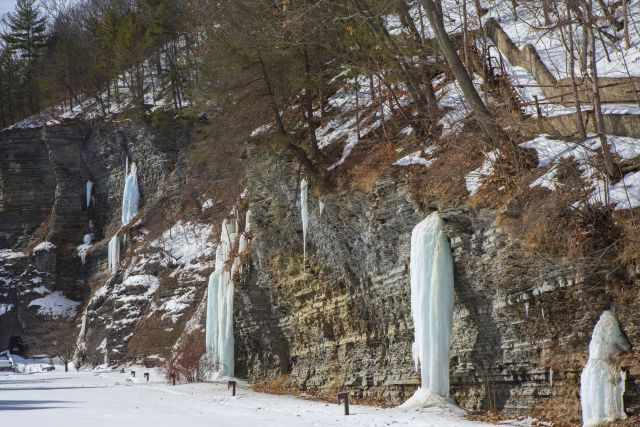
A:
236;146;640;419
0;119;201;360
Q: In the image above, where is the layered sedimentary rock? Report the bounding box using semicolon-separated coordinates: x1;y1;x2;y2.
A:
235;146;640;419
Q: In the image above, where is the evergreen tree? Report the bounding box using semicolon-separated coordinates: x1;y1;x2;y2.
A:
3;0;48;114
4;0;47;63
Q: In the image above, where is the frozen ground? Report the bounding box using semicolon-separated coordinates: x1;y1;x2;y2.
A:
0;370;520;427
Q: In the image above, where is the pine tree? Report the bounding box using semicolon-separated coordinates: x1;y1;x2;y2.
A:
3;0;47;114
3;0;47;63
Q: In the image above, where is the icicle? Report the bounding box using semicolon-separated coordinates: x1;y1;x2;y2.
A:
407;212;454;401
205;266;220;360
86;180;94;208
580;311;631;427
108;234;120;274
238;233;248;255
319;200;325;217
245;209;252;234
300;178;309;265
77;234;93;265
549;368;554;388
524;302;529;318
204;220;237;378
122;162;140;226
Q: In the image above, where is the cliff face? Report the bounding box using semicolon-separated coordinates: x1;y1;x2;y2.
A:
235;145;640;420
0;119;204;361
2;113;639;423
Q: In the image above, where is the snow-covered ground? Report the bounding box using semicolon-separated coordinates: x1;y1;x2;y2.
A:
0;370;520;427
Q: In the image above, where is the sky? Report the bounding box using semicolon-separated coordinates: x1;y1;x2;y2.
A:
0;0;14;17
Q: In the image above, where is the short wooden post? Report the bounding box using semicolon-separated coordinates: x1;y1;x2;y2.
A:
144;372;150;382
130;370;136;378
228;380;237;396
534;95;542;119
120;368;125;374
337;391;349;415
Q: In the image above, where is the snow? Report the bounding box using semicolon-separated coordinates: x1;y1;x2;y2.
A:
150;221;215;266
580;310;631;426
485;40;640;119
10;354;56;374
0;303;14;316
122;161;140;226
0;249;25;260
121;275;160;297
523;134;640;209
316;73;410;169
33;241;56;252
485;0;640;79
465;150;500;196
202;198;215;211
437;76;485;136
28;291;81;319
300;178;309;264
408;212;455;402
108;234;121;274
0;370;508;427
394;150;435;167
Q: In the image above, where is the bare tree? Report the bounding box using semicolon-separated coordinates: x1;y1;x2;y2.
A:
418;0;501;141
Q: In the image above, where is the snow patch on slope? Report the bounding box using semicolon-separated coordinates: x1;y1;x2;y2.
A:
29;291;81;319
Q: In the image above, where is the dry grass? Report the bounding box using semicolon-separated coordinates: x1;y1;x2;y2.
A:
347;142;397;193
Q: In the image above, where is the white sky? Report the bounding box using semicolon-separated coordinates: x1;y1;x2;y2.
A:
0;0;15;17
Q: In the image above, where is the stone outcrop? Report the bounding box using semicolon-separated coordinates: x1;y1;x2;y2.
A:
234;145;640;420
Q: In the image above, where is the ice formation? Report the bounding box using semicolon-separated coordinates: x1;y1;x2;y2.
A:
86;180;94;208
108;234;120;275
122;162;140;226
77;233;94;265
245;209;252;234
580;310;631;427
204;219;237;377
300;178;309;264
406;212;455;403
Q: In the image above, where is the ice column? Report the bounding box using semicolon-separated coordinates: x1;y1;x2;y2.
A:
300;178;309;264
409;212;454;400
122;162;140;226
86;180;93;208
108;234;120;274
580;310;631;427
205;219;237;377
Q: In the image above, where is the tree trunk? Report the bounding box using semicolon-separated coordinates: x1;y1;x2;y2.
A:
584;3;616;188
419;0;500;140
567;9;586;139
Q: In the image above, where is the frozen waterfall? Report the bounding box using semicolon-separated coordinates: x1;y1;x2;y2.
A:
108;235;120;274
403;212;454;406
580;310;631;427
122;162;140;226
300;178;309;265
204;219;237;378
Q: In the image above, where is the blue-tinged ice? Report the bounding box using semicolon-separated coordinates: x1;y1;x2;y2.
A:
108;234;120;274
204;219;237;378
402;212;455;408
581;310;631;426
122;162;140;226
86;181;93;208
300;178;309;264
